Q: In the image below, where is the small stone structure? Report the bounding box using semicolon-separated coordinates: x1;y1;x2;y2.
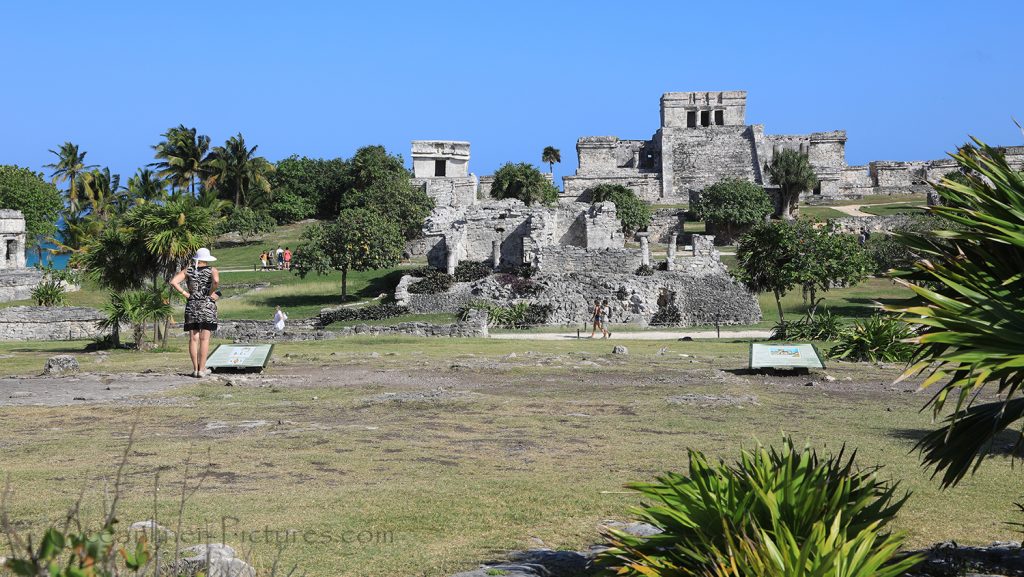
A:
0;210;43;302
211;309;489;342
562;90;1024;204
0;306;108;341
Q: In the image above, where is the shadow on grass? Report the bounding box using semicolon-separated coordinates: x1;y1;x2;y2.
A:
356;269;406;299
818;296;918;319
887;428;1024;457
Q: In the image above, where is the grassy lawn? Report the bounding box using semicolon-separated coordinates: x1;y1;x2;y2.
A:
828;193;928;206
799;206;848;220
756;276;912;326
860;203;928;216
0;338;1020;576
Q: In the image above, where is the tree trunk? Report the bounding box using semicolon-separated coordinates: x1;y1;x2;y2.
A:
235;180;241;208
341;268;348;299
774;289;785;325
778;190;794;220
808;285;818;318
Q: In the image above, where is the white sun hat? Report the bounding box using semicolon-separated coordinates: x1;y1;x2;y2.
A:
192;248;217;262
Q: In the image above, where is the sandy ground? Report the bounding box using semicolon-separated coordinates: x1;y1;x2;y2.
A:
0;371;197;406
491;330;772;340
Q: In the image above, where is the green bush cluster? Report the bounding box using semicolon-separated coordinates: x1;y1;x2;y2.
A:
828;314;916;363
495;273;539;297
650;304;681;326
589;183;652;235
599;437;918;577
408;269;454;294
318;303;409;326
634;264;654;276
216;205;276;239
459;300;551;329
771;310;842;341
453;260;494;282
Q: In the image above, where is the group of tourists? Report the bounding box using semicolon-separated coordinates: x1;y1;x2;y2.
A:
260;246;292;270
857;227;872;245
589;299;612;339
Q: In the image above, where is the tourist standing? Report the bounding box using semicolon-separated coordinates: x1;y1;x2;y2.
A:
273;305;288;332
170;248;220;378
260;251;268;270
276;246;284;270
283;247;292;270
588;299;602;338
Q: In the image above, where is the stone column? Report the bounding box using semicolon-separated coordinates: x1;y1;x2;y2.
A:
491;239;501;269
0;237;7;269
666;234;678;271
638;233;650;267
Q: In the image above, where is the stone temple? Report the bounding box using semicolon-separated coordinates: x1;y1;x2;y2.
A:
0;209;43;302
404;141;762;327
563;90;1024;204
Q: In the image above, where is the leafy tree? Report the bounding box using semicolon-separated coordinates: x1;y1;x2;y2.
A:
736;220;868;322
44;142;95;211
217;206;275;241
767;149;818;220
150;125;211;198
890;140;1024;487
589;183;652;235
206;133;275;208
343;145;433;239
490;162;559;206
735;221;800;323
270;155;349;220
693;178;773;243
99;289;171;350
541;146;561;175
0;165;63;255
72;224;156;293
295;207;403;298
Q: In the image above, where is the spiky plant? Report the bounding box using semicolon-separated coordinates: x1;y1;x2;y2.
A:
889;138;1024;487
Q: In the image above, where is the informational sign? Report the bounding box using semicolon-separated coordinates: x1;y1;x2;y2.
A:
206;344;274;370
749;343;825;370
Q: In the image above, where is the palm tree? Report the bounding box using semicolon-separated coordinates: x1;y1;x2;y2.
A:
44;142;96;211
891;139;1024;487
151;125;211;197
78;168;128;220
541;146;561;176
767;149;817;220
206;133;274;208
126;169;167;203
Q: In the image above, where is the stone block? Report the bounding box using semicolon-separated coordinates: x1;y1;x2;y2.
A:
43;355;79;375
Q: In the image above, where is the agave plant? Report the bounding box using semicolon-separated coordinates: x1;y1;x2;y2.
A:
888;138;1024;487
828;314;916;363
599;437;916;577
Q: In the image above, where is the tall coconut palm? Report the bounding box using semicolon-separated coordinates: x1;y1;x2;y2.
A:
78;167;128;220
891;139;1024;487
126;168;167;203
541;146;561;176
151;125;211;197
44;142;96;211
206;133;274;208
767;149;818;220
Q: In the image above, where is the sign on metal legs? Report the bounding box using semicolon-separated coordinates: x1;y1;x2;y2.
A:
749;343;825;370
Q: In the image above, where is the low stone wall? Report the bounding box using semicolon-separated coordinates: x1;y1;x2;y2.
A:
646;209;685;243
0;269;43;302
214;309;489;342
535;245;642;275
396;276;479;314
830;214;927;234
0;306;107;341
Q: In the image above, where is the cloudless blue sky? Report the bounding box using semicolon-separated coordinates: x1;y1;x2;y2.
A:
2;0;1022;184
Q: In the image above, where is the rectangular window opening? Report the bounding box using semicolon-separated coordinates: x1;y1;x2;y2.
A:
5;240;15;262
686;110;697;128
700;110;711;127
714;110;724;125
434;159;446;177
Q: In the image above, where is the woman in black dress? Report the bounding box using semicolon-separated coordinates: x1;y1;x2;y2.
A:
170;248;220;377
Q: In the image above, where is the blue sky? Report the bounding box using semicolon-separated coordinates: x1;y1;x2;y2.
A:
2;0;1022;184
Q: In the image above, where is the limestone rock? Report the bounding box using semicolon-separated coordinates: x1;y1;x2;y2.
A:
175;544;255;577
612;345;628;355
43;355;79;375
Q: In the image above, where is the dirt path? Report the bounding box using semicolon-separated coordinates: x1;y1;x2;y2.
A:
831;200;916;218
491;329;772;340
0;372;197;406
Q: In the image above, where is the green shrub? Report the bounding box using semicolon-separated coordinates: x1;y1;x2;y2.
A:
458;301;551;329
216;206;276;240
634;264;654;276
318;303;409;326
828;314;916;363
693;178;773;244
408;270;454;294
31;278;67;306
650;304;681;326
599;437;918;577
454;260;493;282
590;183;652;235
489;162;559;206
496;273;539;297
771;310;842;341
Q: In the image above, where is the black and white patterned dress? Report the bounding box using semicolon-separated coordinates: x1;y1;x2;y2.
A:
183;265;218;332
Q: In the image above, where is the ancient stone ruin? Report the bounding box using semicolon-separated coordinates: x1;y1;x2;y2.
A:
404;142;761;327
0;209;44;302
563;90;1024;204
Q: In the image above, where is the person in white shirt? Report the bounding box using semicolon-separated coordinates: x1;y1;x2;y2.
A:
273;305;288;332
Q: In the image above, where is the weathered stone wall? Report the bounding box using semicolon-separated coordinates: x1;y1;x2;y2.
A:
213;309;489;342
667;125;759;194
411;176;477;208
0;209;28;270
830;214;930;234
411;140;470;178
0;306;107;341
562;174;663;203
0;269;44;302
661;91;747;128
646;209;685;243
533;245;641;275
396;276;479;313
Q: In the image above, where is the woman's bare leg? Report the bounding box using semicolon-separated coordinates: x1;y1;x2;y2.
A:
198;329;212;373
189;330;200;373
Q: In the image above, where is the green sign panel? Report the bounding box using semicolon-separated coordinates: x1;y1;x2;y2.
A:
749;343;825;370
206;344;274;370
